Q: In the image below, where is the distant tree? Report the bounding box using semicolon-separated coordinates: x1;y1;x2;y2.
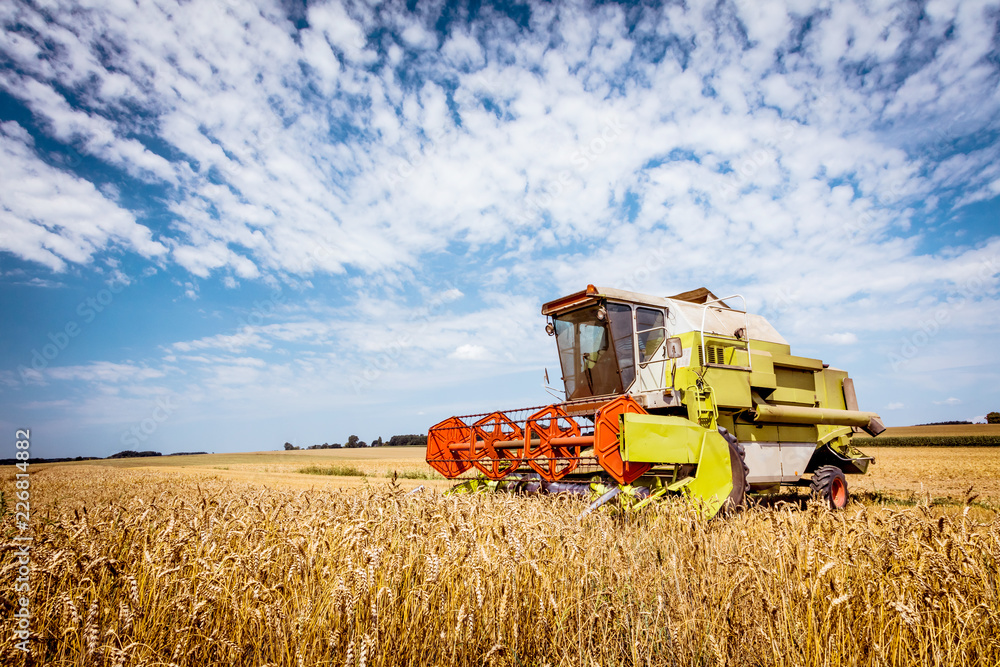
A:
346;435;366;448
915;421;972;426
387;434;428;447
283;442;299;450
988;412;1000;424
372;436;383;447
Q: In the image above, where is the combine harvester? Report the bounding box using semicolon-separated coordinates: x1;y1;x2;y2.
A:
426;286;884;517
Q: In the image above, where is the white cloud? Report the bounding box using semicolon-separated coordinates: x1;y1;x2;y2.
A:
1;0;996;298
0;122;166;271
885;402;905;410
934;397;963;406
400;23;438;50
441;32;485;68
821;332;859;346
307;1;376;64
438;288;465;303
45;362;165;384
450;344;491;361
0;74;179;183
171;330;272;354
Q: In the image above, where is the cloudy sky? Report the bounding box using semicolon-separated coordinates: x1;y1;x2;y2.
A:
1;0;998;458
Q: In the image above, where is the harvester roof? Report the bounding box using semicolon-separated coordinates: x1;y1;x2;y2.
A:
541;285;787;346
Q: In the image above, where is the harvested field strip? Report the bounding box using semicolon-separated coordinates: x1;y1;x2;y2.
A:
1;467;998;666
852;435;1000;447
860;424;1000;438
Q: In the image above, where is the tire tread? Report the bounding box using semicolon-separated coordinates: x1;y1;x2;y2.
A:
811;464;848;509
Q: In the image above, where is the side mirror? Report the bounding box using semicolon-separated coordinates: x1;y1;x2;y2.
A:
665;337;683;359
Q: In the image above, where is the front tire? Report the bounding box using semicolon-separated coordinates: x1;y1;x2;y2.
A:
811;465;848;509
719;427;748;513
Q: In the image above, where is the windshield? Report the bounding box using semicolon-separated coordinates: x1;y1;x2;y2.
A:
553;304;633;399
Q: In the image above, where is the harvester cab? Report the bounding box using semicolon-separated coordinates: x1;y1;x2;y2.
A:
427;285;884;517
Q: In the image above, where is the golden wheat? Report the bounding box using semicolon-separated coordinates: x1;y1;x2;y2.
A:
852;446;1000;502
0;466;997;666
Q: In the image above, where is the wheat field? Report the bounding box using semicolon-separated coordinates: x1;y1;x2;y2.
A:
2;461;999;666
39;444;1000;501
854;424;1000;439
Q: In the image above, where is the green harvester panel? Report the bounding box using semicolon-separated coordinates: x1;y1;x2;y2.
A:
622;413;705;463
621;412;736;517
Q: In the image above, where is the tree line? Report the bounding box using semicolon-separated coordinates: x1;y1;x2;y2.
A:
283;434;427;450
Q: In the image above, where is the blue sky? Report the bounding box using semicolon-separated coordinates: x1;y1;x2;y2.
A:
1;0;998;458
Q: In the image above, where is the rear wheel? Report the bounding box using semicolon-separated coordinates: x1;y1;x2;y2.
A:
811;465;848;509
719;427;748;513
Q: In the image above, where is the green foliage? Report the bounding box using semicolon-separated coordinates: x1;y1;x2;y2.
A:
286;434;424;451
852;435;1000;447
108;450;162;458
391;469;443;480
446;477;499;494
297;464;367;477
387;434;428;447
988;412;1000;424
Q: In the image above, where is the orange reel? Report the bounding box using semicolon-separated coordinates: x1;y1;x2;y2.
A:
426;416;473;478
524;405;582;481
593;396;652;485
469;412;523;480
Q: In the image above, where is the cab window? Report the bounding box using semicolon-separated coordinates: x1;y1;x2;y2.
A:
636;307;665;363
